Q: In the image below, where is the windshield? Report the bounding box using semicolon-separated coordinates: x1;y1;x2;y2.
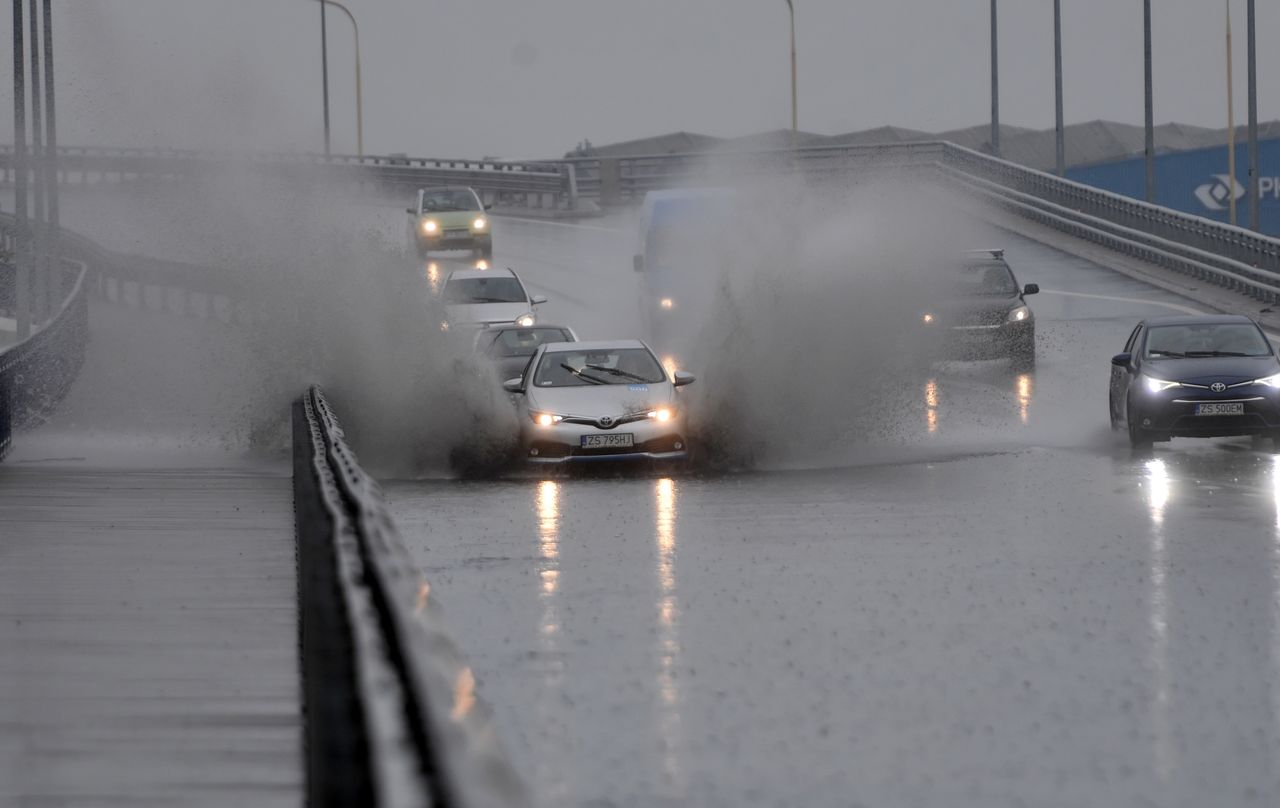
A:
443;277;526;304
1144;323;1272;357
533;348;667;387
952;261;1019;296
421;189;481;212
484;327;572;357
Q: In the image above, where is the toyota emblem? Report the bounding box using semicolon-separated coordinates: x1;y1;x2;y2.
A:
1211;382;1227;392
599;416;614;427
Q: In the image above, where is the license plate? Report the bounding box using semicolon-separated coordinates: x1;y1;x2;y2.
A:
443;229;469;240
580;433;634;448
1195;402;1245;416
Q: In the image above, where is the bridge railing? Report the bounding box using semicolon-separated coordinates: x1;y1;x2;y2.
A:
294;385;528;808
0;225;89;459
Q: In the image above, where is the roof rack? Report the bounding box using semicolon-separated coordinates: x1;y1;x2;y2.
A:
965;248;1005;259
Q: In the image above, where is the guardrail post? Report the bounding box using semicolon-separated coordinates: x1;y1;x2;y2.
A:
599;158;620;207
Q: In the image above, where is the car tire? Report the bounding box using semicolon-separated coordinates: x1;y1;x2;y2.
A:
1109;393;1122;431
1127;398;1153;449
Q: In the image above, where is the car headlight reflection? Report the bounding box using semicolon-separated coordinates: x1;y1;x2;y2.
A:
473;217;487;230
647;407;675;422
1144;375;1182;393
1252;372;1280;388
1007;305;1031;323
516;314;535;327
532;412;564;427
422;220;438;234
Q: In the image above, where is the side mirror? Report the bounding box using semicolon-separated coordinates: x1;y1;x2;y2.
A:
1111;352;1132;368
484;204;493;211
1023;283;1040;295
502;377;524;393
673;371;696;387
406;207;417;215
633;254;644;272
530;295;547;306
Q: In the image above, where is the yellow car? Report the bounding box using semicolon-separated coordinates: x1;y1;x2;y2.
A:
406;186;492;258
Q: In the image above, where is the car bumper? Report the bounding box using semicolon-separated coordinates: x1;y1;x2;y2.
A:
930;321;1033;360
520;420;689;464
416;232;490;250
1132;392;1280;437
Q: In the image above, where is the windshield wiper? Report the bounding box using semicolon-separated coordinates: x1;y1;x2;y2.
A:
560;363;607;385
584;364;649;382
1185;350;1254;357
462;296;518;303
1148;350;1187;357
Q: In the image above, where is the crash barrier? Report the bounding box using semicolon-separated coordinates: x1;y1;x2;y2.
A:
0;250;89;461
0;145;575;211
293;385;528;808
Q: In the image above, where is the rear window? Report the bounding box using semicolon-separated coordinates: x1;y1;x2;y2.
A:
484;328;572;357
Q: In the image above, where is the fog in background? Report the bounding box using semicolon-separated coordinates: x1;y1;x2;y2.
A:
2;1;1278;158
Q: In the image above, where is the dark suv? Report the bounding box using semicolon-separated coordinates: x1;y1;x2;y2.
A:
921;249;1039;370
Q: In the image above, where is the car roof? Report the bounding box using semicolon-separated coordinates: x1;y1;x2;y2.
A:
539;339;647;352
446;267;516;281
1141;314;1258;327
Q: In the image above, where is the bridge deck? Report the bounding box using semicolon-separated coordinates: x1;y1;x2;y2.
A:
0;462;300;805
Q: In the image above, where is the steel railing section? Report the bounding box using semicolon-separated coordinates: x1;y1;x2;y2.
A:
294;385;528;808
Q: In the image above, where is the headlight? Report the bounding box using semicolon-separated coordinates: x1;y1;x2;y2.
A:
647;407;675;422
922;313;935;325
473;217;487;230
1007;305;1031;323
474;259;489;270
531;412;563;427
439;320;450;332
1144;375;1182;393
1252;372;1280;388
516;314;535;327
422;220;438;234
659;297;675;310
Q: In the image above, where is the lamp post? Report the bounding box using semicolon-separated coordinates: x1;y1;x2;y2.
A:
990;0;999;156
12;0;30;338
316;0;362;156
784;0;797;141
1226;0;1237;226
1143;0;1155;203
1053;0;1064;176
1247;0;1258;230
317;0;330;157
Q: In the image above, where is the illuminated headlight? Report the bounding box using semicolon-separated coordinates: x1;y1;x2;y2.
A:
660;297;675;310
474;259;489;270
1007;305;1031;323
515;313;535;327
1251;372;1280;388
647;407;675;422
439;320;450;332
1143;375;1182;393
532;412;563;427
422;220;438;234
922;313;935;325
473;217;487;230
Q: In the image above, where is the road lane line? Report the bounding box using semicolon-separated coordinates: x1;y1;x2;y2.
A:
1038;288;1204;315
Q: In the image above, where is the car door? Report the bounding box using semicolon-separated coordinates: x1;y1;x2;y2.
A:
1111;324;1143;419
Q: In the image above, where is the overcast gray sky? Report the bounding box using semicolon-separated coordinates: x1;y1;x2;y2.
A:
4;1;1279;158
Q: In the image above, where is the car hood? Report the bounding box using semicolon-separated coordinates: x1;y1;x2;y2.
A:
527;381;674;417
1143;355;1280;385
416;211;479;227
927;294;1024;325
446;302;530;325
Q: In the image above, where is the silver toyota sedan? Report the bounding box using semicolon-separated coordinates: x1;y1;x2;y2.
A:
503;339;695;464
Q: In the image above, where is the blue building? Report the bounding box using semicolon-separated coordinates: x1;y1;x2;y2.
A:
1067;138;1280;235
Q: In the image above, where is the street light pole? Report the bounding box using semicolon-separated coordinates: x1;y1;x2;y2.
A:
27;0;45;322
1247;0;1258;230
1053;0;1064;176
1143;0;1155;203
784;0;797;141
12;0;30;338
42;0;60;307
1226;0;1237;226
990;0;999;156
317;0;362;157
318;0;330;157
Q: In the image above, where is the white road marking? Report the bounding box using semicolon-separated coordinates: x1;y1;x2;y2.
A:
1038;288;1204;315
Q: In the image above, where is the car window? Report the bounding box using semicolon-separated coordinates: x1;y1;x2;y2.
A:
486;328;572;357
421;189;481;212
954;261;1018;295
443;277;526;304
1143;323;1272;358
533;348;667;387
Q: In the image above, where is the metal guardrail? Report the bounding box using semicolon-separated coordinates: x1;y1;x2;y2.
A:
0;252;89;460
294;385;528;808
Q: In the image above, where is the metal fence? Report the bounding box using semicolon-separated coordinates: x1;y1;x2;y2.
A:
294;385;528;808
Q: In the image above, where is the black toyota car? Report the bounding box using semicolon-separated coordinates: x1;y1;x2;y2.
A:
921;249;1038;370
1109;314;1280;448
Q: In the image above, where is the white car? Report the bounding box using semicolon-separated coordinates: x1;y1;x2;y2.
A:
503;339;695;464
441;267;546;328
